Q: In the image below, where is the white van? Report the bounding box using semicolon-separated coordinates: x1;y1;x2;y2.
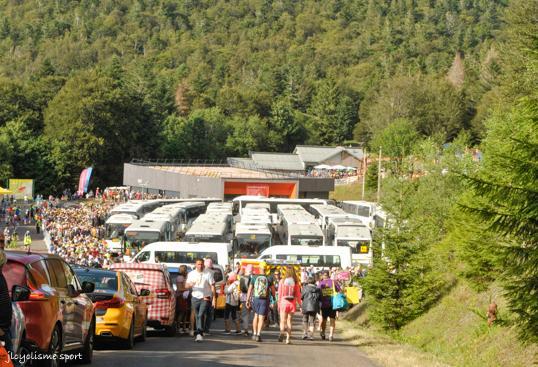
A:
257;245;352;270
131;241;230;268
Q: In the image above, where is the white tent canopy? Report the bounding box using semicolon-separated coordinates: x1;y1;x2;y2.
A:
314;164;331;169
331;165;347;170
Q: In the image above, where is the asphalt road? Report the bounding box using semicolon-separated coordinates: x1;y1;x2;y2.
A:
88;317;378;367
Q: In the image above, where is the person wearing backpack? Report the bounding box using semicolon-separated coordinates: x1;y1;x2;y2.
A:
318;270;341;342
246;263;275;342
238;266;252;336
277;266;302;345
224;273;241;334
301;276;321;340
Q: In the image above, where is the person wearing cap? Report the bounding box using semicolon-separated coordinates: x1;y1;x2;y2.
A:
0;250;13;355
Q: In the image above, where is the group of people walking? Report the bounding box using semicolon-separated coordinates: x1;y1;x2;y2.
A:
175;259;342;344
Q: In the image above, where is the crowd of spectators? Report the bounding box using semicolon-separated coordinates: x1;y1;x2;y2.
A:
43;201;114;267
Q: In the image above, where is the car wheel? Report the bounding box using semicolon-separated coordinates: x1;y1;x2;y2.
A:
80;318;95;364
39;326;62;367
121;318;135;350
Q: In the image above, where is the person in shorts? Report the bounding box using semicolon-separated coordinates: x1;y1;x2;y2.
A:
318;270;341;342
246;263;275;342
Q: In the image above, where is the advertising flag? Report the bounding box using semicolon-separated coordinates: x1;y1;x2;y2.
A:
77;167;93;195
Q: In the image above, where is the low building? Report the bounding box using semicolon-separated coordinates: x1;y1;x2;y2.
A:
294;145;365;171
123;160;334;200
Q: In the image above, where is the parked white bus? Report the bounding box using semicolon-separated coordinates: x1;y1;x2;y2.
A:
124;218;175;250
308;204;348;231
234;222;273;260
132;241;230;267
258;245;352;270
341;201;377;228
183;213;233;246
104;213;137;253
333;225;373;266
206;202;234;215
109;200;161;219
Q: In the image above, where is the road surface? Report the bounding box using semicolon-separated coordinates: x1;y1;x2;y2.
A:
89;317;378;367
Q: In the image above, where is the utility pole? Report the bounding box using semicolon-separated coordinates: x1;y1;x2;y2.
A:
361;149;367;200
376;147;382;203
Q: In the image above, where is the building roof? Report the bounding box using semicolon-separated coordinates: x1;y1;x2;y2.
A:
293;145;364;163
149;165;292;179
249;152;304;171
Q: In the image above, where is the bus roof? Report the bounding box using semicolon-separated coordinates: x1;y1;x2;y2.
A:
288;223;323;237
125;218;169;232
309;204;346;217
245;203;271;211
186;219;228;236
336;225;372;239
328;216;364;225
235;223;272;236
105;213;137;224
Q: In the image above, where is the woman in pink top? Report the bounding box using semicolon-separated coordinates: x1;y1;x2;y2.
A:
278;266;302;344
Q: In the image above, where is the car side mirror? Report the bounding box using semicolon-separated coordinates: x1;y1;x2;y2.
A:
12;285;31;302
81;281;95;294
140;289;150;297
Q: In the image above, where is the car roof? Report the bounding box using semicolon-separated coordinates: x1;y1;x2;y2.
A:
5;250;64;265
73;267;118;278
109;262;168;271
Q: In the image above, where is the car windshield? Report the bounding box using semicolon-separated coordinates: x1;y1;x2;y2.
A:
75;271;118;292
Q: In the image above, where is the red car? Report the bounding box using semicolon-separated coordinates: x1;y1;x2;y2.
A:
3;251;96;367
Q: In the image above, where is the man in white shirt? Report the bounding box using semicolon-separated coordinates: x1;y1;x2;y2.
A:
186;258;216;342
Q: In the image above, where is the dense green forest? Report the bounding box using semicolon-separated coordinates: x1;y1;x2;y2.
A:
0;0;507;191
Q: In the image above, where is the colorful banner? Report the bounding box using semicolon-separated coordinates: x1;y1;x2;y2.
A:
8;179;34;199
246;184;269;197
77;167;93;195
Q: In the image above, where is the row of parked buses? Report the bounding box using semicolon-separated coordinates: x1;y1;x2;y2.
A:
103;196;387;273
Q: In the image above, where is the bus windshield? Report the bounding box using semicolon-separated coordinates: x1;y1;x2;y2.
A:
290;236;323;246
337;240;370;254
106;223;129;239
126;231;160;241
184;234;226;243
235;234;271;258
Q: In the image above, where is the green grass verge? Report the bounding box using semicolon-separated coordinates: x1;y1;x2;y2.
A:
342;282;538;367
330;182;377;201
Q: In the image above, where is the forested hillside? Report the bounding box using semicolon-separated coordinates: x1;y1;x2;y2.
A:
0;0;506;191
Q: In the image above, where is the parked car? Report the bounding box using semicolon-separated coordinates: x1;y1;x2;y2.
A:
73;266;149;349
109;263;176;336
3;251;96;366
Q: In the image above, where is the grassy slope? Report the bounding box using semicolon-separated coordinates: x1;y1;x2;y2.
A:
330;182;377;202
399;282;537;367
342;282;538;367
